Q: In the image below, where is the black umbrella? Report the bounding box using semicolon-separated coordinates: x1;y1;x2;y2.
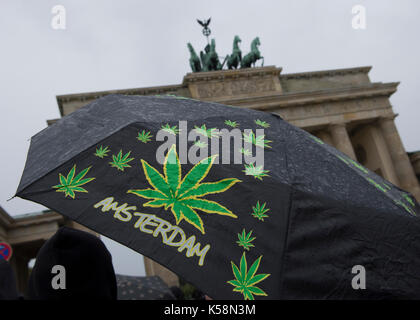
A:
116;275;175;300
16;94;420;299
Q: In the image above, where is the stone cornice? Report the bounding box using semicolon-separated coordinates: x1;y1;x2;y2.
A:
12;211;63;227
56;83;186;116
46;119;59;126
377;113;399;122
182;66;282;84
55;65;379;116
211;82;399;110
281;66;372;80
409;151;420;161
409;152;420;176
0;206;14;228
0;208;64;230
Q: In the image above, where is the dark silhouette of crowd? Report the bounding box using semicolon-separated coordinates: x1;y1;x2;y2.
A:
0;227;205;300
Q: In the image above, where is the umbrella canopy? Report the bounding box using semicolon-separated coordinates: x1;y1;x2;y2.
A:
16;94;420;299
116;275;175;300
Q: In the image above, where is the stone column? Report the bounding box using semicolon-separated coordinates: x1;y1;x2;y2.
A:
64;219;98;236
316;130;334;145
10;254;29;294
144;257;179;287
329;122;356;160
366;124;400;186
378;115;420;200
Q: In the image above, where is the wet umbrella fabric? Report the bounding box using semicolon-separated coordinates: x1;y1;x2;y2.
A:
116;275;175;300
16;94;420;299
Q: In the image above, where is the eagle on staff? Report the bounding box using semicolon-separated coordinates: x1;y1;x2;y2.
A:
197;17;211;43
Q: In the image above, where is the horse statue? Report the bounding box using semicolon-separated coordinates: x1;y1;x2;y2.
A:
225;35;242;69
240;37;264;69
200;39;222;71
187;43;202;72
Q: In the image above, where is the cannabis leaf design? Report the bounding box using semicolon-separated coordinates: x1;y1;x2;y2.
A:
227;252;270;300
109;150;134;171
225;120;238;128
243;163;270;180
336;151;417;216
251;201;270;221
161;124;180;135
239;148;251;156
336;154;368;174
403;194;415;207
194;124;220;139
310;135;324;145
194;140;208;148
94;145;110;158
255;119;270;128
394;199;416;216
137;130;153;143
366;177;388;193
127;145;240;234
52;165;95;199
243;131;272;149
237;229;256;251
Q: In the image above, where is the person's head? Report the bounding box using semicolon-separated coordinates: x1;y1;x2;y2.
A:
0;259;19;300
27;226;117;300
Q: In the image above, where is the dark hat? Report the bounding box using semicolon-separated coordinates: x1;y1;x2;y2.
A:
27;226;117;300
0;259;19;300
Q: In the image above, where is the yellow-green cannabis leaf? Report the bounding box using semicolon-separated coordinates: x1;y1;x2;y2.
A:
251;201;270;221
94;145;110;158
194;124;220;139
255;119;270;128
52;165;95;199
237;229;256;250
227;252;270;300
109;150;134;171
243;163;270;180
225;120;239;128
161;124;180;135
128;145;240;234
137;130;153;143
194;140;208;148
239;148;252;156
243;131;272;149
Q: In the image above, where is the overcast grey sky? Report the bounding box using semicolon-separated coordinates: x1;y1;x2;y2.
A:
1;0;419;276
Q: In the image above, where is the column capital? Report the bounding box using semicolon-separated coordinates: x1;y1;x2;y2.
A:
377;112;420;200
328;121;350;129
328;121;356;160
